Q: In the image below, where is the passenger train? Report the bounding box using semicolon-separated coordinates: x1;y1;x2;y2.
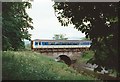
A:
31;39;92;49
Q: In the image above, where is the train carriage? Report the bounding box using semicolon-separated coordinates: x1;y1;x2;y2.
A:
31;39;92;49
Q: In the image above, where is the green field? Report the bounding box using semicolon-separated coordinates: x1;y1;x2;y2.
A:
2;51;97;80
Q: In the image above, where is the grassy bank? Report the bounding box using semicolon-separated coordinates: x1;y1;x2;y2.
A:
2;51;96;80
81;50;94;63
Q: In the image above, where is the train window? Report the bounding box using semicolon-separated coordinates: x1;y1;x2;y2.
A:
55;42;59;45
35;42;38;45
89;42;91;45
62;42;65;45
65;42;70;45
81;42;85;45
73;42;78;45
42;42;45;45
42;42;48;45
45;42;48;45
50;42;54;45
81;42;90;45
70;42;74;45
48;42;50;45
64;42;67;45
77;42;79;45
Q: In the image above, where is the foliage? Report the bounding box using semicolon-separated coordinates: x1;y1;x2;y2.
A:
2;51;96;80
2;2;33;51
53;34;68;40
53;2;119;76
81;50;94;63
80;37;90;40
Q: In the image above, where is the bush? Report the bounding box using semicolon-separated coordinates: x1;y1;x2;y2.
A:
81;50;94;63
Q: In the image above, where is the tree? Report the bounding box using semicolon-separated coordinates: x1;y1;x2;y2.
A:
2;2;33;51
53;34;68;40
53;2;119;77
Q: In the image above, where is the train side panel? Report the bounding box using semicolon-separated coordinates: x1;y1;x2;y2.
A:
31;40;92;49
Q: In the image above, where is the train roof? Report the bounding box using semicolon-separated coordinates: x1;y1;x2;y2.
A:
31;39;91;42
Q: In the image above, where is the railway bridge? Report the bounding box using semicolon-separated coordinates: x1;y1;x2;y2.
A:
31;39;91;60
32;46;90;60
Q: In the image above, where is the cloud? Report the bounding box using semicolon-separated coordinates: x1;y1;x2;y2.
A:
27;0;85;40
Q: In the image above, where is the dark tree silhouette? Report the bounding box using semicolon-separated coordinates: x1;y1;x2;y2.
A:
53;2;119;77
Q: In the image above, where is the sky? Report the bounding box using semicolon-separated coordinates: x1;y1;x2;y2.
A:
26;0;85;40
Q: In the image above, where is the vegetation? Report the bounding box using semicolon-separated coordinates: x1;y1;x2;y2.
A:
81;51;94;63
75;51;119;80
53;34;68;40
53;2;119;77
80;37;90;40
2;2;33;51
2;51;96;80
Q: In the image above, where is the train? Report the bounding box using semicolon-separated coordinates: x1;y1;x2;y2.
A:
31;39;92;49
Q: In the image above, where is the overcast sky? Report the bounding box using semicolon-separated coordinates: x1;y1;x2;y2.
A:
26;0;85;40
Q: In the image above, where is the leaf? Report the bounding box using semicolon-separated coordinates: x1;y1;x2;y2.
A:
2;2;33;51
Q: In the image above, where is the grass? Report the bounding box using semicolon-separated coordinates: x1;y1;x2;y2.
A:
80;50;94;63
2;51;97;80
